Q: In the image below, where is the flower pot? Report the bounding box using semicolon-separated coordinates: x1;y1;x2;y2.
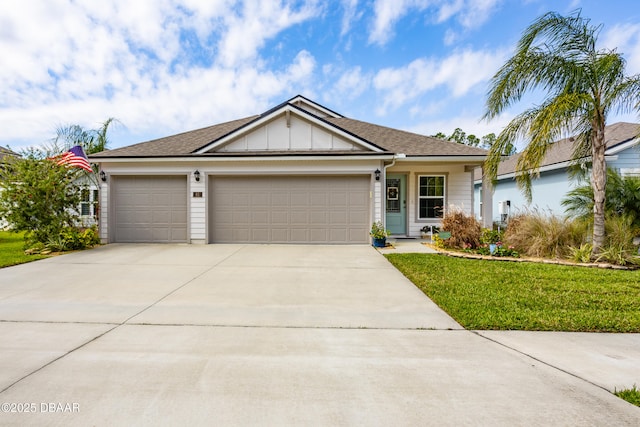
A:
372;237;386;248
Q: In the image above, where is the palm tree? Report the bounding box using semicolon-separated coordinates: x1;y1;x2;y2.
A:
562;169;640;228
483;10;640;254
54;117;118;155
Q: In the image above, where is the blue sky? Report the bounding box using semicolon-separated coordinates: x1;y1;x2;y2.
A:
2;0;640;152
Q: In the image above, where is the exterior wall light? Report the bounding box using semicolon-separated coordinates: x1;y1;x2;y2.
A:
194;170;201;182
99;170;107;182
374;169;381;181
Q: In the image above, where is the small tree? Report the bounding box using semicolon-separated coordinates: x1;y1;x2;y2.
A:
562;169;640;229
0;154;83;246
432;128;515;154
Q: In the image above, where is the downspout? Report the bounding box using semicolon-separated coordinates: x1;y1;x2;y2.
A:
382;153;406;229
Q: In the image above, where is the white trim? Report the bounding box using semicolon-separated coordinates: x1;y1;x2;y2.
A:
473;156;620;184
193;105;383;154
93;154;395;163
288;95;343;118
605;137;640;155
416;174;447;220
397;156;485;163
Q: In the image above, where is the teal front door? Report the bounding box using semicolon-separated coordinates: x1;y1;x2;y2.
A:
385;174;406;235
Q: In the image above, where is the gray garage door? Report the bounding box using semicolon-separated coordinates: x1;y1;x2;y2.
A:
209;176;370;243
112;176;188;243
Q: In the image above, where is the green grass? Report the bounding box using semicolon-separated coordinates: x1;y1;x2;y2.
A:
0;231;49;268
386;254;640;332
615;386;640;407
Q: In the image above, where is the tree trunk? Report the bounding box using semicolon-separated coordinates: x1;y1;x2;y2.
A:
591;124;607;255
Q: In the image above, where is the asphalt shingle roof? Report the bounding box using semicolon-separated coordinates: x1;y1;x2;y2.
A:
91;102;488;159
92;116;259;158
473;122;640;180
324;117;488;156
0;146;19;162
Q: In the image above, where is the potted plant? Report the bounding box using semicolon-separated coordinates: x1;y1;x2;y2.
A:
370;221;390;247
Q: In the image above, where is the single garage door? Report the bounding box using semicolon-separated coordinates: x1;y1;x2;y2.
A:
210;176;370;243
112;176;188;243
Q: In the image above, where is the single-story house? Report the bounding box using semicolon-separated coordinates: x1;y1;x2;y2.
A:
91;96;488;244
0;146;19;163
0;147;20;229
473;122;640;223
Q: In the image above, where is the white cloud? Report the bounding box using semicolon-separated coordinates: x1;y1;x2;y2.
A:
216;1;320;67
602;23;640;74
368;0;501;46
340;0;362;36
372;48;508;115
0;0;321;149
369;0;429;46
331;66;372;102
455;0;501;29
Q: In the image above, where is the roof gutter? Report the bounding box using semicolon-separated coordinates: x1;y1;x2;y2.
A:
91;154;398;163
397;155;486;163
472;155;620;184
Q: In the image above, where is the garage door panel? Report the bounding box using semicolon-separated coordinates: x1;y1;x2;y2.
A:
210;176;369;244
113;176;187;243
251;211;269;224
290;229;309;242
272;211;289;224
269;229;285;241
310;211;327;224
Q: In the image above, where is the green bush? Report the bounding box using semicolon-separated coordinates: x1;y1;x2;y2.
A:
596;215;639;265
41;226;100;252
481;228;503;245
569;243;593;263
0;155;83;246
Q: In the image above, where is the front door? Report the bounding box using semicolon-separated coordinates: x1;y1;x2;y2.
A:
385;174;406;235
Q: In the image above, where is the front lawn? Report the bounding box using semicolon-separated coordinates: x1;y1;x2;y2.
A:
386;254;640;332
0;231;49;268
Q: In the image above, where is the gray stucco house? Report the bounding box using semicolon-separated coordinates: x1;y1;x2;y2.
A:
91;96;488;244
474;122;640;223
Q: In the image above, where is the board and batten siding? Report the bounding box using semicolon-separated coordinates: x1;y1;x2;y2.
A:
217;115;363;152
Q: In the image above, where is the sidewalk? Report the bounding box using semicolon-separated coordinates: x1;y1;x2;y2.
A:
375;238;439;254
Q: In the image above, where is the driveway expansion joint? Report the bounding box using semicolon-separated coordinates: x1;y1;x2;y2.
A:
471;330;613;395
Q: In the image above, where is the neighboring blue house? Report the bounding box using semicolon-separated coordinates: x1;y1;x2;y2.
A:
474;122;640;224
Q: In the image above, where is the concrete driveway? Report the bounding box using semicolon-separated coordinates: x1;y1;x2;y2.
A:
0;244;638;426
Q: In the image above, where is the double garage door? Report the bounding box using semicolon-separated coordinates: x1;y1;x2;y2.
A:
112;175;370;244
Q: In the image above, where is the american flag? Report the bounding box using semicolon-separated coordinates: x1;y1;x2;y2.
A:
56;145;92;172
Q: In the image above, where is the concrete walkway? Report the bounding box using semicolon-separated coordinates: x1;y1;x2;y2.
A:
375;238;439;254
0;244;638;426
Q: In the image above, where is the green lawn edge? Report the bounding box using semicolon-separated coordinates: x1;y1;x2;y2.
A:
615;386;640;407
0;231;49;268
385;253;640;332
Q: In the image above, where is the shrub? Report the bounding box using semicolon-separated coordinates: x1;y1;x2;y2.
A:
370;221;389;239
569;243;593;263
39;226;101;252
596;215;639;266
441;208;481;249
503;209;586;259
481;228;503;245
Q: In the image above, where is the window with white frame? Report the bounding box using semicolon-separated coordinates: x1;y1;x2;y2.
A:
80;188;99;217
418;175;445;219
